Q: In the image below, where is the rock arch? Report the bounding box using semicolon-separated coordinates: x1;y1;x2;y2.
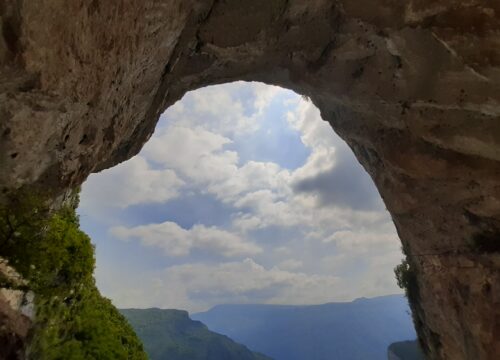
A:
1;1;499;359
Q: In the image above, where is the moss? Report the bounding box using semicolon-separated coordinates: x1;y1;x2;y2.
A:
0;190;147;359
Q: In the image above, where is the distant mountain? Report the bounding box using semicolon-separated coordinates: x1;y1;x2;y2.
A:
120;308;272;360
388;340;425;360
192;295;416;360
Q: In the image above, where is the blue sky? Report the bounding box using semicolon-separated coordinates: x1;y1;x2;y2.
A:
78;82;403;312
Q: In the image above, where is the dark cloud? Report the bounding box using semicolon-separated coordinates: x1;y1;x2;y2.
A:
292;149;384;211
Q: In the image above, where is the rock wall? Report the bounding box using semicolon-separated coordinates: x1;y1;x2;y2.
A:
0;258;32;360
0;1;499;359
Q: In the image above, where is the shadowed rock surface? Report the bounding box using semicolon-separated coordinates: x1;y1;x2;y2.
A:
388;340;425;360
0;1;499;359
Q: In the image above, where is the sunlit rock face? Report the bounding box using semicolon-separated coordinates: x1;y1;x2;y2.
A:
1;1;499;359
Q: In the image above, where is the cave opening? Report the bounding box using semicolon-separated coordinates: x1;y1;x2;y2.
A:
77;81;418;359
0;1;498;358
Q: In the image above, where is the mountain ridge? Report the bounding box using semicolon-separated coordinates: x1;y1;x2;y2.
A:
120;308;272;360
192;294;416;360
200;293;405;311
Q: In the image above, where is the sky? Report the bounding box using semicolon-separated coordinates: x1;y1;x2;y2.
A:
78;81;404;313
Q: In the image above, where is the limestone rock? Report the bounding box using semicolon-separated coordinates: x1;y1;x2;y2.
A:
0;259;32;360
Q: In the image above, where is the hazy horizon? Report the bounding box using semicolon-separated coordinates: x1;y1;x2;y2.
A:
118;293;406;314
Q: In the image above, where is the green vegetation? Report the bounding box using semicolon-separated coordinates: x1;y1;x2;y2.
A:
0;190;147;359
394;258;419;301
121;308;272;360
394;253;437;357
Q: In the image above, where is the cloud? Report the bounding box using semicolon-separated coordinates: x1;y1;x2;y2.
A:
110;221;262;258
324;229;400;252
101;258;341;312
319;244;403;298
287;98;383;211
278;259;303;271
142;125;293;212
207;161;291;202
286;97;340;150
163;82;288;137
143;125;238;184
292;155;383;210
80;155;184;210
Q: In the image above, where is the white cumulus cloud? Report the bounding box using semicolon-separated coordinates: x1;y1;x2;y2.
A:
100;258;341;312
110;221;262;258
80;155;184;210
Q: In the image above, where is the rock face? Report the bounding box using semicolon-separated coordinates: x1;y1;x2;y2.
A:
0;1;499;359
0;259;33;360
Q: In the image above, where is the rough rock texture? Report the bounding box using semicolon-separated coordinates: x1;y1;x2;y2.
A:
0;259;32;360
0;1;499;359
